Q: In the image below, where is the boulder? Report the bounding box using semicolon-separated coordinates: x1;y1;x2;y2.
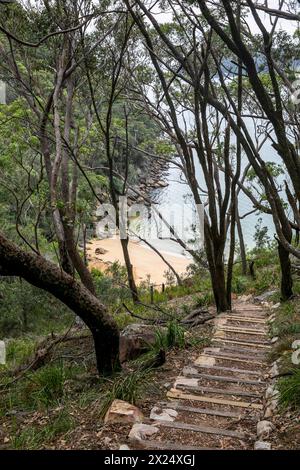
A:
257;420;275;439
265;385;279;401
254;441;271;450
194;355;216;367
119;324;165;363
270;303;281;310
95;247;108;256
254;290;277;302
104;399;144;424
269;362;279;378
150;406;178;422
129;423;159;442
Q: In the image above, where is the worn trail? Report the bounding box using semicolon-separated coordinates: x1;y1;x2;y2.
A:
124;300;271;450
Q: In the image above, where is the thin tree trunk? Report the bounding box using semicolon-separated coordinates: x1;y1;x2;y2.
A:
278;242;293;301
64;225;96;295
120;238;139;303
237;209;247;275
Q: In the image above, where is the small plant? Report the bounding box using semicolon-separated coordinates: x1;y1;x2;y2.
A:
98;369;151;417
278;368;300;410
11;410;75;449
31;363;66;407
193;292;213;308
151;321;186;352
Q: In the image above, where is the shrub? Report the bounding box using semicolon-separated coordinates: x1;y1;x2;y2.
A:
278;368;300;410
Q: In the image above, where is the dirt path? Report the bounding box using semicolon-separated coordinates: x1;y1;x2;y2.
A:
123;300;271;450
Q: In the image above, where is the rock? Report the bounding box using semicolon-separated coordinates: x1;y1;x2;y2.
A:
95;247;108;255
119;324;166;363
257;421;275;439
104;400;144;424
119;445;130;450
175;377;198;388
269;362;279;378
254;290;277;302
129;423;159;441
254;441;271;450
267;398;278;412
271;303;281;310
265;385;279;401
150;406;178;422
194;355;216;367
271;337;279;344
203;347;221;354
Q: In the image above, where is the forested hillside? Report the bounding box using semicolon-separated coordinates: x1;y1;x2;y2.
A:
0;0;299;454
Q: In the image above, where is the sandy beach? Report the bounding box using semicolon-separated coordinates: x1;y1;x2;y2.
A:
87;238;191;285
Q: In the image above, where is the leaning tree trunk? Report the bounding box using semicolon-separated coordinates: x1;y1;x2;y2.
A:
0;232;120;375
278;241;293;301
120;238;139;303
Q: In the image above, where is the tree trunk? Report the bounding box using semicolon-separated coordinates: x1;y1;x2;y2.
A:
237;214;247;275
205;232;229;313
278;242;293;301
120;238;139;303
64;224;96;295
213;261;229;313
0;232;120;375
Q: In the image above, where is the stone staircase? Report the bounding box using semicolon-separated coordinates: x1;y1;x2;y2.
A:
123;301;272;450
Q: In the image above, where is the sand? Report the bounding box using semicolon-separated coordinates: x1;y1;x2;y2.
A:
87;238;191;285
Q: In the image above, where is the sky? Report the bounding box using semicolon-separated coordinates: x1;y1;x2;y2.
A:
153;0;299;35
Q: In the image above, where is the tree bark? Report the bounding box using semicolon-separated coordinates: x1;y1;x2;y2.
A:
278;242;293;301
120;238;139;303
237;210;247;275
0;232;120;375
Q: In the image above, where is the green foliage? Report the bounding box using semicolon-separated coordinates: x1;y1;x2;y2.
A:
0;279;73;338
278;368;300;410
11;410;75;450
98;369;151;418
152;321;186;352
253;218;272;250
193;292;214;308
0;363;82;415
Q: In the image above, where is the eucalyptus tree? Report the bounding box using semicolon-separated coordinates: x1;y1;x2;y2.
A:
0;0;127;374
123;0;246;311
123;0;300;301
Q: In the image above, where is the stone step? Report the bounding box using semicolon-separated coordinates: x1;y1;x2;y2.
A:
212;338;271;349
158;401;243;419
197;354;264;365
154;419;246;439
192;363;264;377
175;380;263;399
182;371;266;386
225;316;267;324
217;327;267;336
167;389;264;410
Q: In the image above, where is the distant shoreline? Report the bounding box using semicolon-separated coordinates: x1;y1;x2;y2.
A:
87;237;191;285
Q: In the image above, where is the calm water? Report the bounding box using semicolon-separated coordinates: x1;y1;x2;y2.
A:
134;116;288;258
